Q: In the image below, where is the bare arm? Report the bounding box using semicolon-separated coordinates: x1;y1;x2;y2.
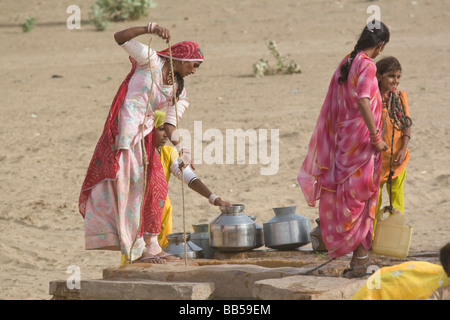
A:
164;123;196;170
164;123;179;146
395;126;411;166
358;98;378;135
358;98;388;152
401;126;411;149
114;25;171;45
189;179;230;207
114;26;147;45
169;158;228;206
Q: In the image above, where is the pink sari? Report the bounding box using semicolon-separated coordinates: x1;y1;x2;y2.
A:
298;51;382;258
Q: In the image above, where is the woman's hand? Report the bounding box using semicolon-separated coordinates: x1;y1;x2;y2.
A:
152;25;171;43
176;145;196;170
394;148;407;166
382;88;398;101
178;161;196;171
374;140;388;152
214;198;231;207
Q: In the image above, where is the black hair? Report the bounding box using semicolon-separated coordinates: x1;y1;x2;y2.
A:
174;72;184;100
376;56;402;76
440;242;450;276
338;21;390;85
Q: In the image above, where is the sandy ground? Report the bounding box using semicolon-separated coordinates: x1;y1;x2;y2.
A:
0;0;449;300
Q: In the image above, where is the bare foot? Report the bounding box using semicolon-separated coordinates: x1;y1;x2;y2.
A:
133;256;166;264
156;250;181;261
134;250;167;264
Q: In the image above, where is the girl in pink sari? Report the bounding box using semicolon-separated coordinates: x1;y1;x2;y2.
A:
298;22;390;278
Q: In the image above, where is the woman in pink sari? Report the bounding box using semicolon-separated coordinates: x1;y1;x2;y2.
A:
298;21;390;278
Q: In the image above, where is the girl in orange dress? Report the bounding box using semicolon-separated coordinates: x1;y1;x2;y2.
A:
374;56;412;233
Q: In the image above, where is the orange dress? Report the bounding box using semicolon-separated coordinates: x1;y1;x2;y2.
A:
379;91;410;185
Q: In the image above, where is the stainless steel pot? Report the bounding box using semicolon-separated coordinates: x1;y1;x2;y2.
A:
164;232;203;259
209;204;256;252
248;215;264;249
263;206;311;250
190;223;216;259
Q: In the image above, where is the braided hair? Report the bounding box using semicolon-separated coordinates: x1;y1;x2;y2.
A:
338;21;390;85
174;72;184;100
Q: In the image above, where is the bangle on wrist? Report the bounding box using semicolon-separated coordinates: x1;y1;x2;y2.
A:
371;138;382;146
147;22;158;34
209;194;220;205
369;130;382;145
370;136;382;145
402;134;410;140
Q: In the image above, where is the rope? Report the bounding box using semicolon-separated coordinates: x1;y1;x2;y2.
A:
128;36;156;264
305;258;336;275
373;105;389;182
167;42;188;267
383;91;412;214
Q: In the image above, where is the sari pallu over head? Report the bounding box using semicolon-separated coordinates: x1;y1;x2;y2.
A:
297;52;383;257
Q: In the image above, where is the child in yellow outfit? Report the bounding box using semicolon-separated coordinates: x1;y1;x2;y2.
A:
153;111;230;248
120;111;230;265
373;57;412;234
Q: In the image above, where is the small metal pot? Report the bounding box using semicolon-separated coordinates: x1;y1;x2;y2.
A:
209;204;256;252
190;223;216;259
263;206;311;250
164;232;203;259
310;218;327;252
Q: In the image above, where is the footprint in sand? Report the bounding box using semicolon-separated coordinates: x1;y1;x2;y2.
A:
433;174;450;187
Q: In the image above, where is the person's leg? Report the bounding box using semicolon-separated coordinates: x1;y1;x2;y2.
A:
373;182;385;239
343;244;374;278
158;196;172;248
351;244;369;268
143;233;180;261
389;168;406;215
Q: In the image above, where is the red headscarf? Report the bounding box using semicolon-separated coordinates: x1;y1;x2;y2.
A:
157;41;204;62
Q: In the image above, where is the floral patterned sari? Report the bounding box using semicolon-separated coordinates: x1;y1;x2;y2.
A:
298;51;383;258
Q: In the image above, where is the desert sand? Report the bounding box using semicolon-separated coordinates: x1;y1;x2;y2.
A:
0;0;449;300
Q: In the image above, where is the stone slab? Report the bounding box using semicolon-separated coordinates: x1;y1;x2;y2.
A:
195;251;350;276
103;263;308;299
212;248;316;260
48;249;437;300
253;275;367;300
49;279;214;300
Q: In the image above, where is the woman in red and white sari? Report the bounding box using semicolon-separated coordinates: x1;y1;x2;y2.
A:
79;23;226;264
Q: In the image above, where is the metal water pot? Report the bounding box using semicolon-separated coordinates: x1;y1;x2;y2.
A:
209;204;256;252
164;232;203;259
190;223;216;259
248;215;264;249
263;206;311;250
